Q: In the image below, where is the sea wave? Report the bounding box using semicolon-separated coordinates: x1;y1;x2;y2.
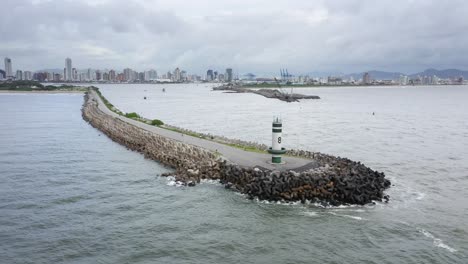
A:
165;176;184;187
200;179;221;185
329;212;367;221
419;228;457;253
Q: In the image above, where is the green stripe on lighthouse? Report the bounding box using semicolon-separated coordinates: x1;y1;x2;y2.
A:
273;128;282;132
272;156;282;163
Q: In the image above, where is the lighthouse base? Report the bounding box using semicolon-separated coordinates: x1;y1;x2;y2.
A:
268;147;287;164
271;156;283;164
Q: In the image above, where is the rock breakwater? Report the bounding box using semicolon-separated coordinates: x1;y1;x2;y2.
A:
220;155;390;205
213;84;320;102
82;92;222;183
82;90;390;205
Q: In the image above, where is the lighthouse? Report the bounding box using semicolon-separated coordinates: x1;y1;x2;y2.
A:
268;117;287;164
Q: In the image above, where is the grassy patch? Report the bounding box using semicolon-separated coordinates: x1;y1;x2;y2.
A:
93;87;115;110
124;112;141;119
225;143;267;154
163;126;206;139
151;119;164;126
0;81;88;92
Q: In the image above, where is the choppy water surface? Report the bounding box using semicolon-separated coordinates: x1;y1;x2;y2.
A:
1;85;467;263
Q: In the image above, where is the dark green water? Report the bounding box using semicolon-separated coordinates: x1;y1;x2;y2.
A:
0;92;467;263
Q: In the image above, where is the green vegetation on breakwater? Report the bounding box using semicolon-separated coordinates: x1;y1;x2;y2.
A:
93;87;166;128
163;126;207;139
226;143;266;154
92;87;267;154
124;112;141;119
0;80;88;92
151;119;164;126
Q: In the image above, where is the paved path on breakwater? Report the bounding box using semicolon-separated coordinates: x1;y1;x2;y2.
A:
89;90;316;171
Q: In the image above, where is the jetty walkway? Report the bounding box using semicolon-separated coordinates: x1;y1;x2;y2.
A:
84;89;390;205
89;90;315;172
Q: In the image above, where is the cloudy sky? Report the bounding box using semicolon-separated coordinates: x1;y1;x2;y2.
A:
1;0;468;75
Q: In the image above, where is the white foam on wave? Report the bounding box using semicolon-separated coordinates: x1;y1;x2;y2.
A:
415;192;426;200
240;196;306;206
302;211;319;217
384;176;428;209
341;214;365;221
331;208;367;213
333;204;360;209
352;209;366;213
328;212;366;221
419;229;457;253
165;176;184;187
200;179;221;185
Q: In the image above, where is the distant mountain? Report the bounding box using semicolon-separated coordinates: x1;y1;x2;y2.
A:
342;68;468;81
305;71;345;78
343;70;404;81
410;68;468;79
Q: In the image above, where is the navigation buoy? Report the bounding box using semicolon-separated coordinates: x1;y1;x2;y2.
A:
267;117;287;164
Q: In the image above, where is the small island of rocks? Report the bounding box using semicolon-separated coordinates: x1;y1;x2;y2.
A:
213;83;320;102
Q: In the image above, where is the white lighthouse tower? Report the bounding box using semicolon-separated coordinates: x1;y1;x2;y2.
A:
268;117;287;163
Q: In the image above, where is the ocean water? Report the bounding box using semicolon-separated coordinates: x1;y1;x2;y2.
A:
1;85;467;263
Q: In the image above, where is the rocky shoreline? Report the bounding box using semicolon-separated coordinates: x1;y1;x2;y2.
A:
213;84;320;102
82;90;390;205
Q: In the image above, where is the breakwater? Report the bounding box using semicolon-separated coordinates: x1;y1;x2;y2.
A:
213;84;320;102
82;89;390;205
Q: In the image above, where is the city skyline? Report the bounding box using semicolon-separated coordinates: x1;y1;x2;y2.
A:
1;56;239;83
3;55;468;78
2;56;465;86
2;0;468;75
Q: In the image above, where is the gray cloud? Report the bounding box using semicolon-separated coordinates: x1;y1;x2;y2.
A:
1;0;468;75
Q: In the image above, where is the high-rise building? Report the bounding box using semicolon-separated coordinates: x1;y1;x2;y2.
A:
432;75;439;85
218;73;225;82
180;70;187;81
206;69;213;81
24;71;32;80
363;72;371;84
86;68;92;81
95;70;102;81
33;72;47;82
123;68;132;81
16;70;23;80
117;73;125;82
109;70;116;82
4;57;13;78
79;73;86;82
72;68;78;81
422;76;430;85
173;67;181;82
225;68;233;82
54;73;61;82
144;69;157;81
0;70;5;79
65;58;72;81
